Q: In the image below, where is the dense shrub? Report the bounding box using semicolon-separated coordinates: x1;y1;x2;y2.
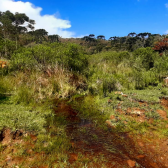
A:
133;47;157;70
10;43;88;72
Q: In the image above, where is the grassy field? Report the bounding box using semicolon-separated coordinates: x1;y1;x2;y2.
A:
1;44;168;167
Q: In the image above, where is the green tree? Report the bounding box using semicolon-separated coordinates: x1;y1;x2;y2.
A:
133;47;156;70
128;32;136;37
34;29;48;44
48;34;59;43
97;35;105;40
89;34;95;38
137;32;151;47
109;36;119;48
0;10;35;57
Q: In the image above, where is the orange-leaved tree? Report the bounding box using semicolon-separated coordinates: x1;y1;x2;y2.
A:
153;38;168;54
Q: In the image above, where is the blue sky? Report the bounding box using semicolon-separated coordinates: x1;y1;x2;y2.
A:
0;0;168;39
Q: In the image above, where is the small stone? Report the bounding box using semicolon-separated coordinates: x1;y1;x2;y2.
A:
127;160;136;167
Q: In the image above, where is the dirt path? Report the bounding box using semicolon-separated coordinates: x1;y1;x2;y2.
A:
54;100;167;168
0;99;168;168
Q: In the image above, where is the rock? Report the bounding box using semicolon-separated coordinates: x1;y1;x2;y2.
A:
127;160;136;167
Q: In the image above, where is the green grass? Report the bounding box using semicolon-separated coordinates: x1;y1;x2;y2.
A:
124;88;162;103
0;98;51;132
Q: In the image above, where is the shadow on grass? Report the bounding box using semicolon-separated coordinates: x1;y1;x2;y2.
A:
0;94;11;104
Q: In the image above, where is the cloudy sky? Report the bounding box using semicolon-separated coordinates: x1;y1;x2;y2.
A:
0;0;168;39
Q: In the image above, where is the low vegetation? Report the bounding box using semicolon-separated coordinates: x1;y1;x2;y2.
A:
0;10;168;167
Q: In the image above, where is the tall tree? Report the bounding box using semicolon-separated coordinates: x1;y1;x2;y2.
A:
0;10;35;52
128;32;136;37
153;38;168;54
109;36;119;47
126;37;139;51
97;35;105;40
89;34;95;38
29;29;48;44
137;32;151;47
48;34;59;43
12;12;35;49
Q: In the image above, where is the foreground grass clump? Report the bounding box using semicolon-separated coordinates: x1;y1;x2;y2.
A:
124;88;162;103
0;98;51;132
0;66;87;106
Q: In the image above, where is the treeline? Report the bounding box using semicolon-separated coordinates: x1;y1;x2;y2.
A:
82;33;168;53
1;10;168;58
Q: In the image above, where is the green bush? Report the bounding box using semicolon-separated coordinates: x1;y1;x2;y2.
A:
10;43;88;73
133;47;157;70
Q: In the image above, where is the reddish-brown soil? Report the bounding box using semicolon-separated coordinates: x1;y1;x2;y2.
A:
0;98;168;167
53;100;168;168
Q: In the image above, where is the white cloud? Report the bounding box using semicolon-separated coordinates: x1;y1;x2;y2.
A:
165;30;168;34
165;3;168;8
0;0;75;38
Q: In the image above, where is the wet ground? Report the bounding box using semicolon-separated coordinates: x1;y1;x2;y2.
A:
53;100;168;168
0;98;168;167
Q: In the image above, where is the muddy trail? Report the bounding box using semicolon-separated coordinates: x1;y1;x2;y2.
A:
53;100;168;168
0;98;168;167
